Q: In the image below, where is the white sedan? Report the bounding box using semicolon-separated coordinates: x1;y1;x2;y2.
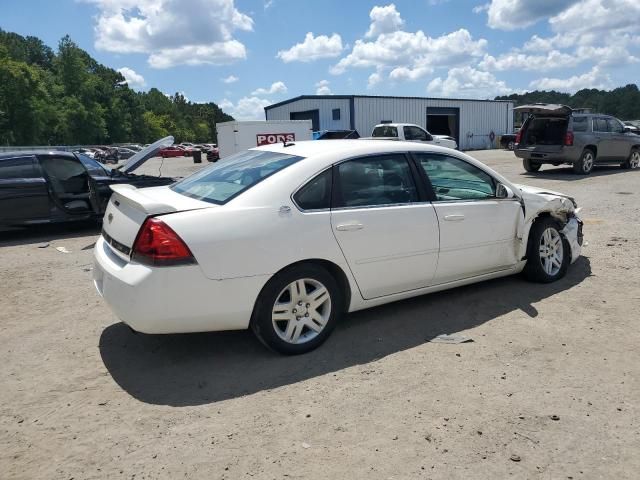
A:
93;140;583;354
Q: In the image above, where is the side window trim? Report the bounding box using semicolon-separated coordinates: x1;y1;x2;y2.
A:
330;152;424;210
414;153;500;203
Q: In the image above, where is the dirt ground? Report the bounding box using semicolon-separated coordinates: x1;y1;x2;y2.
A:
1;150;639;479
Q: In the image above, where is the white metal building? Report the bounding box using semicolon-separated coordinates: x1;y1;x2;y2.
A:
264;95;515;150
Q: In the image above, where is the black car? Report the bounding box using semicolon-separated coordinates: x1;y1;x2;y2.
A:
0;137;176;229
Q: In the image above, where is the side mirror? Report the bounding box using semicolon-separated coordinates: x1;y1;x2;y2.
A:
496;183;515;199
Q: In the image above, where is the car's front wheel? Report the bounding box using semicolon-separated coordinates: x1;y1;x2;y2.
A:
621;148;639;169
523;158;541;172
523;218;570;283
251;264;343;354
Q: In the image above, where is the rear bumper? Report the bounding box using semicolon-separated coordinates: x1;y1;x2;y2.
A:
515;146;580;163
93;236;269;334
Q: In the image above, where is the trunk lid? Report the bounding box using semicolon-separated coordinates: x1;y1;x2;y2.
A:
514;104;572;116
119;136;174;174
102;184;213;261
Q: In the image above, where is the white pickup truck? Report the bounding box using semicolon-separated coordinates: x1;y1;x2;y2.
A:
369;123;458;149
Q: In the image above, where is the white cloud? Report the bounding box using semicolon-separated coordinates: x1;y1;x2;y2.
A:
315;80;332;95
389;65;432;81
479;50;580;72
367;72;382;89
529;66;612;92
88;0;253;68
276;32;344;63
427;66;515;98
251;81;287;95
222;75;239;83
218;96;270;120
365;4;404;38
331;28;487;75
148;41;247;68
117;67;146;88
484;0;580;30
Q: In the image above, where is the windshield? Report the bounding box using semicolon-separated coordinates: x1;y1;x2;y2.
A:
372;125;398;137
75;153;109;176
171;150;304;204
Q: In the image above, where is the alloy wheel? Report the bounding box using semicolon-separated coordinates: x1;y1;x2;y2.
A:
539;227;564;276
583;152;594;171
630;151;640;169
271;278;332;344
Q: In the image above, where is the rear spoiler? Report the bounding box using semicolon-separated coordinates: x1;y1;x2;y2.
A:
110;184;177;215
513;104;572;116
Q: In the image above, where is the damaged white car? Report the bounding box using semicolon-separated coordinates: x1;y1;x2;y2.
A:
93;141;583;354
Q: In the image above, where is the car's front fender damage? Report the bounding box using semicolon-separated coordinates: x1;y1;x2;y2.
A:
515;185;584;264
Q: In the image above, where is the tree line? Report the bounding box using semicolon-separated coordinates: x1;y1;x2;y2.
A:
496;84;640;120
0;29;233;146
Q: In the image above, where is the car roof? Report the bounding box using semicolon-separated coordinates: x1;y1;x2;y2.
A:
0;150;76;161
374;123;418;127
254;139;454;159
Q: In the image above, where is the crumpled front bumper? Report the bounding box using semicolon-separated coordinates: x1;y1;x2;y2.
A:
561;216;584;264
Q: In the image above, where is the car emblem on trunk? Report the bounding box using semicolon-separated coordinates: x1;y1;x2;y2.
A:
108;213;113;224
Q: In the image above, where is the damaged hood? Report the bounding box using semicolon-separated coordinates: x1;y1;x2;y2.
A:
119;136;174;173
514;183;578;222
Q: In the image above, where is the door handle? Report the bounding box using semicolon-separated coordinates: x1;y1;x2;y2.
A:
443;214;465;221
336;222;364;231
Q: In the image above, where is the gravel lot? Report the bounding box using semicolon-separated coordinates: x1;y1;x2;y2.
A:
1;150;639;479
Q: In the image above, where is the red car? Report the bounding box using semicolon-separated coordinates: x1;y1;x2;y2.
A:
159;146;187;158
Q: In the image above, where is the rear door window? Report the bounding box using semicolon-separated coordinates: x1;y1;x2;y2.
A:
334;154;418;208
0;157;39;179
593;118;609;132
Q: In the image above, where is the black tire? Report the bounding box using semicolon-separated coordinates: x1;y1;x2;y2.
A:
523;217;571;283
523;158;541;172
250;264;343;355
621;148;640;169
573;149;595;175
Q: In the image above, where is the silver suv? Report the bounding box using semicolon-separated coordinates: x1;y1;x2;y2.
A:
514;104;640;174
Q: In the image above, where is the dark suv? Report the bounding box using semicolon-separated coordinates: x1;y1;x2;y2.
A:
514;104;640;174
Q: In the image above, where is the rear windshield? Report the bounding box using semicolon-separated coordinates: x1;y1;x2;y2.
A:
171;150;303;204
372;125;398;138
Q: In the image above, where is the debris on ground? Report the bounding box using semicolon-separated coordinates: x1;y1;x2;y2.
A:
510;454;521;462
55;246;71;254
430;334;473;344
36;242;50;249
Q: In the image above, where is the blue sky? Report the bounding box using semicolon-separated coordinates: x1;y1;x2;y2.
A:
2;1;639;119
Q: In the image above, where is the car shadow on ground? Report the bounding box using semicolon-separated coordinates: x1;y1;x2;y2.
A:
520;165;636;181
99;257;592;407
0;222;101;248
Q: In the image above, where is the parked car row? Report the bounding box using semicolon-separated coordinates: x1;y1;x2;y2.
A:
513;104;640;174
160;143;219;161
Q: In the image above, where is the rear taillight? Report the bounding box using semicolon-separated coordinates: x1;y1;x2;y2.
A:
564;130;574;146
132;217;195;266
515;131;522;144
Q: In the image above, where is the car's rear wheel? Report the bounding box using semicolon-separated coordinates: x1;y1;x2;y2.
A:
621;148;640;169
573;149;595;175
523;158;541;172
523;217;570;283
251;264;343;355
